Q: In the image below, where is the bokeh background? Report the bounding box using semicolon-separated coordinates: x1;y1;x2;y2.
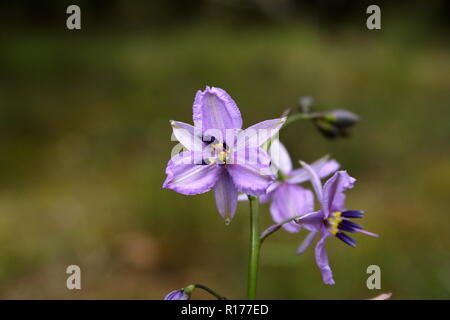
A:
0;0;449;299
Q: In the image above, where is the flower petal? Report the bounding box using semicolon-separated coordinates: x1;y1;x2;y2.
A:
235;117;286;151
269;183;314;233
226;148;275;196
315;230;335;285
288;156;339;184
214;170;238;220
164;289;189;300
295;210;324;232
268;139;292;174
192;86;242;136
321;170;356;218
237;193;248;202
296;231;318;255
163;151;222;195
299;160;324;202
170;120;204;152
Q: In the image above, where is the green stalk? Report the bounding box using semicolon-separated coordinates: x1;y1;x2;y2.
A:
192;284;227;300
283;112;312;128
247;195;260;300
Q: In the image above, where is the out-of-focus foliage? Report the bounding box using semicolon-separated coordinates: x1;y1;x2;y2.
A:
0;1;449;299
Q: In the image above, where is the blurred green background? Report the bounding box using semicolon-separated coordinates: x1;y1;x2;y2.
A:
0;0;449;299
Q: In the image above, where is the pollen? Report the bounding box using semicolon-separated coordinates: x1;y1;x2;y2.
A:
218;151;227;163
327;211;342;235
207;157;216;165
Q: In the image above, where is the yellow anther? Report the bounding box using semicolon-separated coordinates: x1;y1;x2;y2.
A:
327;211;342;235
218;151;228;163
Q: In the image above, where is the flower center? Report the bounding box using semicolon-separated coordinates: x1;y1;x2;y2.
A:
207;143;231;166
327;211;343;235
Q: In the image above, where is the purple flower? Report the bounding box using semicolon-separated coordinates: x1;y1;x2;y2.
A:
248;139;339;233
164;289;190;300
163;86;286;221
296;165;378;285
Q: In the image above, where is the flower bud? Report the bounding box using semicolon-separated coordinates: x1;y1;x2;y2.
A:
164;287;192;300
313;109;359;139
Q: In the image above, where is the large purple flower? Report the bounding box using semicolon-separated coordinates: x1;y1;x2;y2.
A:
261;139;340;233
296;165;378;285
163;86;286;221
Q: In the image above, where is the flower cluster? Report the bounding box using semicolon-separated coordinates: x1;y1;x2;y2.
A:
163;86;377;297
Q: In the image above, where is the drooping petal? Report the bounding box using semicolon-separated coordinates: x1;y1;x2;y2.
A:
163;151;222;195
192;87;242;137
315;230;335;285
170;120;205;153
296;230;318;255
237;182;278;203
269;183;314;233
235;117;286;151
288;157;339;184
214;170;238;220
299;160;324;202
268;139;292;174
321;170;356;218
226;147;275;196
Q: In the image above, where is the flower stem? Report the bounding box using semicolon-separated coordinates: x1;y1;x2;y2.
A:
283;112;312;128
247;195;260;300
192;284;227;300
260;215;303;244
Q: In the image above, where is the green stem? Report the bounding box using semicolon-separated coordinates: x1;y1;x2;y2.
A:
192;284;227;300
259;215;303;244
283;112;312;128
247;195;260;300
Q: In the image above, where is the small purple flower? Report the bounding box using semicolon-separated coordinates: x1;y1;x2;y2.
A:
296;165;378;285
163;86;286;221
257;139;340;233
164;289;190;300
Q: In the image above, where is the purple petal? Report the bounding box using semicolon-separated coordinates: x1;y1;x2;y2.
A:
315;230;335;285
259;181;280;203
226;148;275;196
268;139;292;174
288;157;340;184
237;193;248;202
235;117;286;151
295;210;324;232
321;170;356;218
299;160;324;202
269;183;314;233
164;289;189;300
170;120;204;152
192;87;242;136
214;170;238;220
163;151;222;195
296;230;318;255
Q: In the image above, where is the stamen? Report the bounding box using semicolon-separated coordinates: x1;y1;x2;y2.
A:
336;232;356;247
340;220;362;231
338;222;356;233
355;229;379;237
342;210;364;218
202;135;216;143
327;211;343;235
